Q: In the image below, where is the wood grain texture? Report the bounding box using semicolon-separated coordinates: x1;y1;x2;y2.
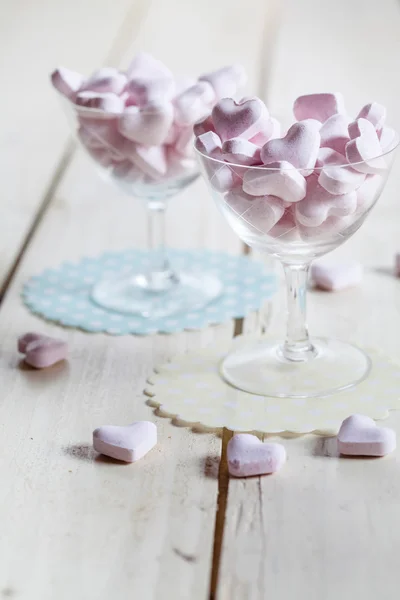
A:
218;0;400;597
0;0;274;598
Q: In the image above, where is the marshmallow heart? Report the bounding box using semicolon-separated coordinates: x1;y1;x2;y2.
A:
298;214;354;241
199;64;247;100
346;118;387;175
118;103;173;145
227;434;286;477
318;165;365;195
80;67;127;95
132;145;167;178
225;188;285;234
242;160;307;203
209;163;241;193
311;261;363;291
93;421;157;463
193;115;215;137
222;138;261;165
125;76;175;106
260;120;320;174
249;117;281;146
174;82;215;125
18;332;68;369
195;131;222;157
295;174;357;226
293;92;345;123
319;114;350;154
76;91;124;114
337;414;396;456
212;97;269;142
126;52;172;80
51;67;85;99
357;102;386;132
315;148;346;168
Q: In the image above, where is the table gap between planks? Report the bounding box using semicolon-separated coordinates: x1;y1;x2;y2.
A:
0;1;279;599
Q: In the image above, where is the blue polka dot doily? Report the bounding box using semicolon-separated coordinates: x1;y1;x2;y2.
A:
22;249;277;335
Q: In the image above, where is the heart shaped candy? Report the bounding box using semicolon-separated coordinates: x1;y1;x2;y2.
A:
51;67;85;99
357;102;386;131
319;114;350;154
125;76;175;106
227;434;286;477
93;421;157;463
193;115;215;137
195;131;222;158
293;92;345;123
118;103;174;146
310;261;363;291
212;97;269;142
318;165;365;195
337;415;396;456
345;118;387;175
174;82;215;126
131;145;167;178
199;64;246;100
126;52;172;80
76;91;124;114
242;160;307;203
18;332;68;369
295;174;357;227
225;188;285;234
315;148;346;168
222;138;261;165
260;120;320;174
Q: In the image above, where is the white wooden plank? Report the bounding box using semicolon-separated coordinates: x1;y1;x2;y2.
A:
218;0;400;597
0;0;146;289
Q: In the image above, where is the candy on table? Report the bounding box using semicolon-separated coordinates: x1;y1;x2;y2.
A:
243;160;307;203
310;260;363;291
357;102;386;131
118;102;174;146
93;421;157;463
293;92;345;123
80;67;127;95
295;175;357;227
337;414;396;457
18;332;68;369
227;434;286;477
212;97;271;142
225;188;285;234
260;120;321;175
51;67;85;99
199;64;247;100
319;114;350;154
222;138;261;166
346;118;387;175
76;91;124;113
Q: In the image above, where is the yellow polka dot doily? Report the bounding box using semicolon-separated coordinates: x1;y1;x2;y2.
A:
145;337;400;435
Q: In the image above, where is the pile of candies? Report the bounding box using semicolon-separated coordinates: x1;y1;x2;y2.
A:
194;93;398;241
51;53;246;185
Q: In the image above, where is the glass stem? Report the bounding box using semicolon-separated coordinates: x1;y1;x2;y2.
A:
282;262;316;362
145;201;178;291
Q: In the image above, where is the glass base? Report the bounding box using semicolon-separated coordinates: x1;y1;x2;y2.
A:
220;337;371;398
91;270;223;318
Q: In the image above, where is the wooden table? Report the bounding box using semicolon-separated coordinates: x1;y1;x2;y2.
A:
1;0;400;598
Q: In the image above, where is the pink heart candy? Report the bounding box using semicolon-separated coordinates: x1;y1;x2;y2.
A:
18;332;68;369
295;174;357;227
293;92;345;123
222;138;261;166
315;147;346;168
345;118;387;175
298;214;353;241
93;421;157;463
118;103;174;146
126;52;172;81
76;91;124;114
199;64;246;100
174;82;215;126
318;165;365;195
311;261;363;291
225;188;285;234
212;97;269;142
319;114;350;154
260;120;320;174
357;102;386;132
125;76;175;107
51;67;85;99
337;414;396;457
195;131;222;158
249;117;281;146
227;434;286;477
80;67;127;95
208;162;241;193
242;160;307;203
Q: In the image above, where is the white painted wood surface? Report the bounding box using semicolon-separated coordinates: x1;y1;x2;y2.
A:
2;0;400;598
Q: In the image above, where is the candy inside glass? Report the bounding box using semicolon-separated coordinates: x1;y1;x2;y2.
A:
196;144;399;398
60;98;222;318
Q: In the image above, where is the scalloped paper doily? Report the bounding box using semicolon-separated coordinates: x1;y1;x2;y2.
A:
22;249;276;335
145;338;400;434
